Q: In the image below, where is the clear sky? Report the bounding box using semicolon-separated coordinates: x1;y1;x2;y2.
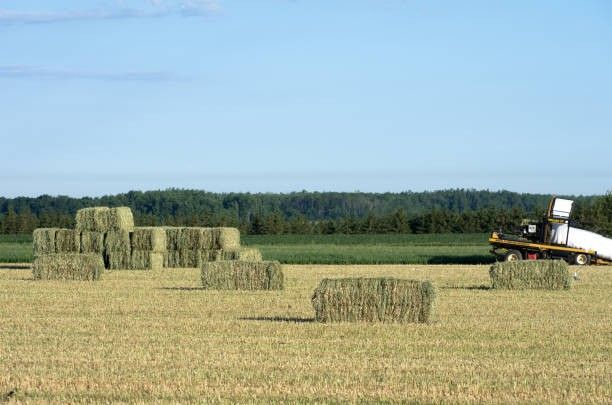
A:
1;0;610;198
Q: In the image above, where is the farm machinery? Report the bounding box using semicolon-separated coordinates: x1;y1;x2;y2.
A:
489;197;612;265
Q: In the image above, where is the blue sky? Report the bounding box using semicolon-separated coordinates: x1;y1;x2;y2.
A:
0;0;610;197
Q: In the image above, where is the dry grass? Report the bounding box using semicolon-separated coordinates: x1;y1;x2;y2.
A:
0;264;610;403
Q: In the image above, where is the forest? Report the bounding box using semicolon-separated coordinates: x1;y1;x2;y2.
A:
0;189;609;236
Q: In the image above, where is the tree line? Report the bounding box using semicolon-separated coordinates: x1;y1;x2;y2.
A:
0;189;608;236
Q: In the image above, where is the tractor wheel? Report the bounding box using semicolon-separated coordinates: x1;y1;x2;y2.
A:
574;253;590;266
504;250;522;262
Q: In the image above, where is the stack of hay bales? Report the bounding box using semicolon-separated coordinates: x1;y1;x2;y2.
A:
130;227;166;270
489;260;571;290
32;207;256;271
201;261;284;290
75;207;137;270
162;226;261;268
311;278;437;323
32;253;104;281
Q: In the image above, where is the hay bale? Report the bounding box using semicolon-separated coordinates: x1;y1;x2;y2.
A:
164;227;182;250
104;230;131;252
32;253;104;281
311;278;436;323
132;227;167;252
107;207;134;231
213;227;240;249
178;249;201;268
55;229;80;253
33;228;59;256
106;251;131;270
80;231;105;254
75;207;110;232
489;260;571;290
179;227;214;250
201;261;284;290
163;251;180;268
130;251;164;270
217;248;263;262
75;206;134;232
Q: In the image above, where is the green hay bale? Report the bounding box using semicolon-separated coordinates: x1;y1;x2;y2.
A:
75;207;110;232
33;228;59;256
311;278;436;323
217;248;263;262
55;229;80;253
107;207;134;231
80;231;105;254
213;227;240;249
104;230;131;252
32;253;104;281
179;249;202;268
201;261;284;290
163;251;180;268
489;260;571;290
179;227;214;250
164;227;182;250
131;227;167;252
130;251;164;270
106;251;131;270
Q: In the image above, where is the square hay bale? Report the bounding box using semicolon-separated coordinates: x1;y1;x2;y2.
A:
104;230;131;252
107;207;134;231
131;251;164;270
179;227;214;250
489;260;571;290
32;253;104;281
217;248;263;262
213;227;240;249
75;207;110;232
311;278;436;323
201;261;284;290
164;227;182;251
131;227;167;252
80;231;105;254
163;251;180;268
33;228;59;256
179;249;202;268
55;229;80;253
106;251;131;270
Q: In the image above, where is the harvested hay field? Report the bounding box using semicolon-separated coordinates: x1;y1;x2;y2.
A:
201;260;283;290
490;260;572;290
312;278;435;323
0;264;610;403
32;253;104;281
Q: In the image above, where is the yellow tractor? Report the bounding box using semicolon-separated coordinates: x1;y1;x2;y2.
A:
489;197;611;265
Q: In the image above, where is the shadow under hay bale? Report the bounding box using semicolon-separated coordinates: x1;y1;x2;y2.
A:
312;278;436;323
32;253;104;281
489;260;572;290
201;261;284;290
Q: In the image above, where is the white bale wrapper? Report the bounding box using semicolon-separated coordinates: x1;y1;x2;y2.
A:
551;224;612;260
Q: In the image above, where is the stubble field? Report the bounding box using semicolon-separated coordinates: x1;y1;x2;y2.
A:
0;264;610;403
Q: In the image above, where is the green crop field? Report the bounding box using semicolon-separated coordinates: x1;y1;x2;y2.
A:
0;264;609;403
242;233;493;264
0;233;493;265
